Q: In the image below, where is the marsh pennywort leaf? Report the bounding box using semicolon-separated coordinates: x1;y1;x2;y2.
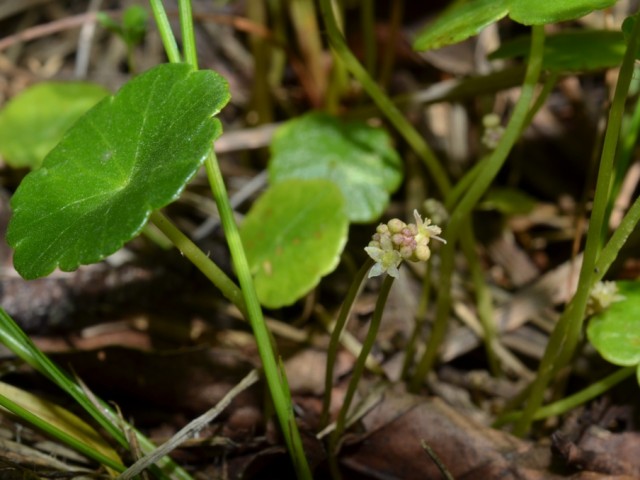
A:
413;0;509;52
240;179;348;308
413;0;617;52
490;30;626;71
8;63;230;279
587;281;640;367
269;112;403;223
508;0;616;25
0;82;108;169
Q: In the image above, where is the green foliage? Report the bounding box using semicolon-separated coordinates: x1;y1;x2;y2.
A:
413;0;509;52
7;63;229;280
587;281;640;383
239;111;403;307
240;179;349;308
0;381;123;473
509;0;616;25
269;112;403;223
0;82;108;169
490;30;627;71
478;187;536;215
413;0;617;51
98;5;148;47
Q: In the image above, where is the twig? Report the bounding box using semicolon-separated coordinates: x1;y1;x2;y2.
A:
0;11;120;52
74;0;102;78
420;440;454;480
118;369;259;480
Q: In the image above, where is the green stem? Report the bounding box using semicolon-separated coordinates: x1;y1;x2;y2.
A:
0;308;189;480
247;0;274;124
178;0;198;67
148;0;181;63
461;224;499;376
604;68;640;230
445;156;487;211
204;151;312;479
411;25;546;389
378;0;403;90
289;0;326;106
150;2;310;475
0;392;125;473
401;260;433;380
360;0;376;76
494;366;635;427
318;0;450;196
513;15;640;436
321;258;373;428
594;192;640;279
149;211;247;316
328;274;395;477
445;71;556;213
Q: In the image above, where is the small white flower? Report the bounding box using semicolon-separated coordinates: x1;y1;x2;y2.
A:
413;209;446;245
365;245;402;278
586;281;625;316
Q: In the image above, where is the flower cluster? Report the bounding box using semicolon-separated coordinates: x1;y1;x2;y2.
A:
365;209;445;278
586;281;625;316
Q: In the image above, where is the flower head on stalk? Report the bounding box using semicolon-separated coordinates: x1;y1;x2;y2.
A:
586;281;625;316
365;210;445;278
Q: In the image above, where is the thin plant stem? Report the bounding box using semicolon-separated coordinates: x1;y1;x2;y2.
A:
360;0;375;76
149;211;247;315
378;0;403;90
411;25;546;390
178;0;197;67
604;67;640;227
514;15;640;436
401;260;433;380
247;0;274;123
204;151;312;480
328;274;395;479
289;0;326;106
445;156;487;211
151;2;311;476
318;0;451;197
460;224;500;375
320;258;373;428
148;0;181;63
445;71;556;213
595;192;640;278
421;440;454;480
325;1;349;113
0;392;125;473
494;366;635;427
0;308;189;480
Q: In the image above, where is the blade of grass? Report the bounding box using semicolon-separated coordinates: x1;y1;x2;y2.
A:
0;307;190;480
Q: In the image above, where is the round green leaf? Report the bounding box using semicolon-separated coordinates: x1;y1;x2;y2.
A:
240;179;349;309
269;112;403;223
413;0;509;51
587;281;640;367
0;82;108;169
412;0;617;52
7;63;230;279
508;0;617;25
490;30;626;71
